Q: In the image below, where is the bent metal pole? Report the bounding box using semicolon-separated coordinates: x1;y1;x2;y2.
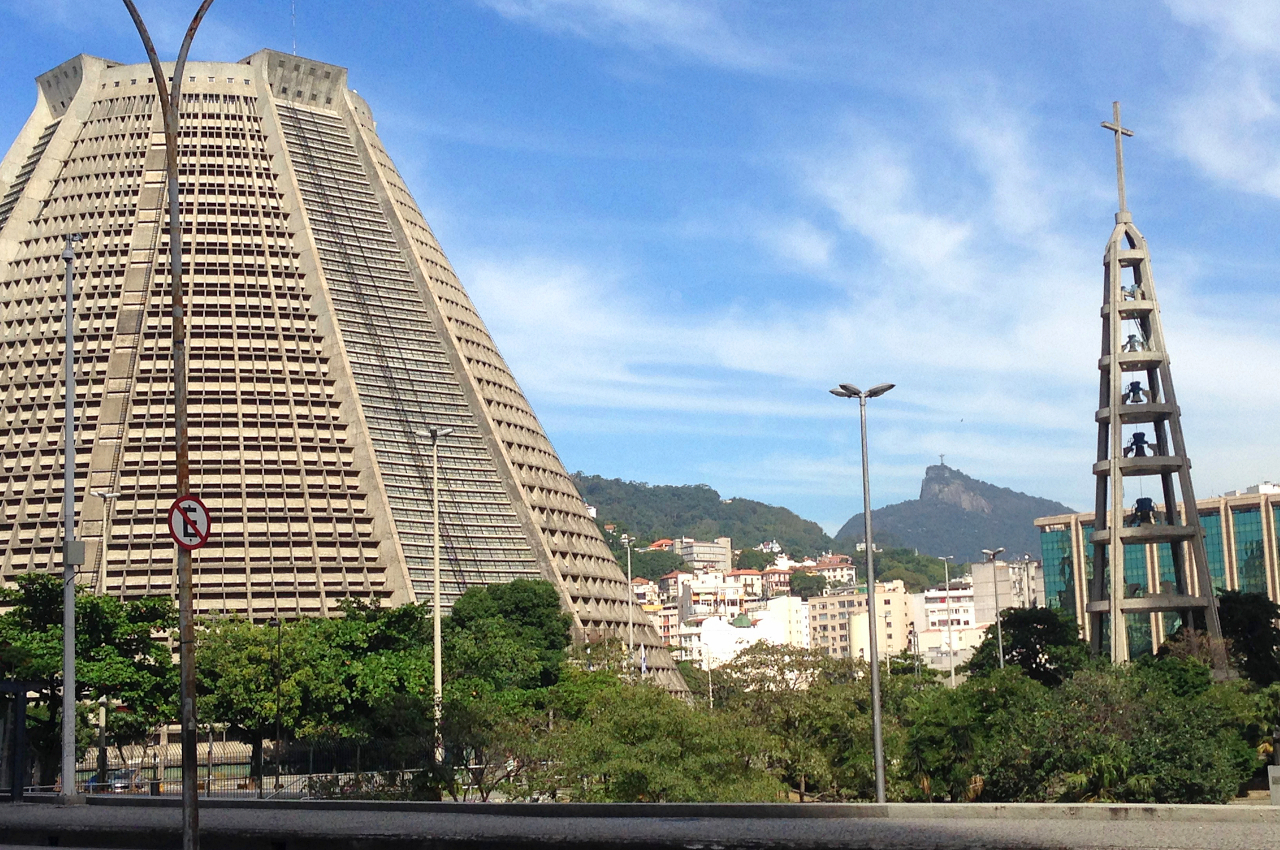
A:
121;3;215;849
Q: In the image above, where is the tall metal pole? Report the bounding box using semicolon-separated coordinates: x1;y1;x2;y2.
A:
858;395;886;804
121;4;215;847
625;536;634;672
428;427;453;763
993;563;1005;669
60;234;84;802
940;556;955;688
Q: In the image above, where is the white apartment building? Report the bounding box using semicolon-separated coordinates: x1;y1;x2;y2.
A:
673;536;733;572
764;594;811;649
631;577;660;606
724;569;764;598
811;555;856;588
911;578;989;674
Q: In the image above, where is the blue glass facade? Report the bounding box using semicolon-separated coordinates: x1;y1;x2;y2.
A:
1040;527;1075;614
1232;508;1267;595
1199;512;1227;592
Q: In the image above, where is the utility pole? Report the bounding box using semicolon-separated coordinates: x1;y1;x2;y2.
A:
121;4;215;847
60;234;84;804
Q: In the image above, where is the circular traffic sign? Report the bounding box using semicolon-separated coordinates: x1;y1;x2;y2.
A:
168;494;212;551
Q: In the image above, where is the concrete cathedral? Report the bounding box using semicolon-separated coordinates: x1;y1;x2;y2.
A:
0;50;684;692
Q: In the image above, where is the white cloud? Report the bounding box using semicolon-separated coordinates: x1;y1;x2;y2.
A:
1165;0;1280;55
474;0;783;71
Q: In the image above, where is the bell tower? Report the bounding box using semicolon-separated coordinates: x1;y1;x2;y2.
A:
1089;102;1226;666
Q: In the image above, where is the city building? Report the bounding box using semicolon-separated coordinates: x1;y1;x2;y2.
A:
811;554;856;588
762;566;792;596
631;577;659;606
723;568;763;598
970;558;1045;624
764;594;810;649
672;536;732;572
0;50;682;691
1036;484;1280;655
809;580;912;660
911;578;987;673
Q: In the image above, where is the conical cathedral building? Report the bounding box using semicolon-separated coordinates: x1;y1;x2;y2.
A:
0;50;683;691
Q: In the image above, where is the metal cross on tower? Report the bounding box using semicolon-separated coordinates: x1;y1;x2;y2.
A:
1089;102;1227;669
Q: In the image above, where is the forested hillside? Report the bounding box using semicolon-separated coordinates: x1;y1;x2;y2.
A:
572;474;834;558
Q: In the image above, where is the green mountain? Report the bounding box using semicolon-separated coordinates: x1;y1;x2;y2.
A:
571;474;834;558
835;464;1076;564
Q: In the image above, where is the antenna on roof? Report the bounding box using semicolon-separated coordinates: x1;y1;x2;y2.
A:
291;0;297;55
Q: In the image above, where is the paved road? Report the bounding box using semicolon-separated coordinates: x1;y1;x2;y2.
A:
2;800;1279;849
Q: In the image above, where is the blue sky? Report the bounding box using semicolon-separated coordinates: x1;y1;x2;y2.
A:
2;1;1278;534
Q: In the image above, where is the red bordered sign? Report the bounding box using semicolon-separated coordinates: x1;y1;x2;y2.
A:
168;494;212;551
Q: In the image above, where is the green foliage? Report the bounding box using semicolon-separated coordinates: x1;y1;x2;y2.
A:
543;681;783;802
734;549;772;571
573;473;833;557
1217;591;1280;687
632;549;690;581
904;663;1258;804
873;548;955;592
0;573;177;785
963;607;1090;687
788;571;826;600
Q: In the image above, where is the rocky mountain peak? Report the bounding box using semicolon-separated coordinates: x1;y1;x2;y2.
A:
920;464;993;515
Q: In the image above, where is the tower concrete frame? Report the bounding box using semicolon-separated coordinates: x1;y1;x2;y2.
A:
1090;104;1224;667
0;50;684;692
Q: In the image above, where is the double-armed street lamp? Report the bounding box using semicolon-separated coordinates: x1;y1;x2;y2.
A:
414;427;454;761
938;555;955;688
982;547;1006;669
829;381;894;805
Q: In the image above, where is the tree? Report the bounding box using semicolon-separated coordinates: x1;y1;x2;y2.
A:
733;549;771;572
963;607;1089;687
446;579;572;689
630;549;689;581
542;681;782;802
788;571;825;600
0;574;177;786
1216;591;1280;687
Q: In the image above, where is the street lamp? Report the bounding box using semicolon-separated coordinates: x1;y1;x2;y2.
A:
268;617;282;793
620;534;635;673
96;695;109;792
60;233;85;803
829;380;894;804
982;548;1006;669
939;556;955;688
414;426;454;762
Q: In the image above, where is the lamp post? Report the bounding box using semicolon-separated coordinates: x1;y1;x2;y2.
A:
939;556;955;688
829;381;894;804
121;4;216;846
268;617;282;792
414;427;454;762
982;547;1006;669
620;534;635;673
60;233;84;803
